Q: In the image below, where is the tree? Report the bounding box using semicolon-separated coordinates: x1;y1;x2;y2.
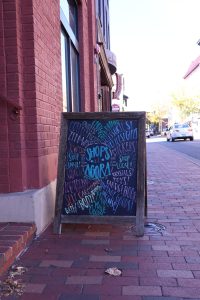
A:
147;102;170;133
148;102;169;122
146;111;160;125
171;93;200;119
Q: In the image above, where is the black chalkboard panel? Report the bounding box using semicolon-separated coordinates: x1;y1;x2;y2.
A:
54;112;146;236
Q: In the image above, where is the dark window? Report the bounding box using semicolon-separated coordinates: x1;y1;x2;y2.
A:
97;0;110;49
107;24;110;49
98;0;101;21
105;10;108;46
60;0;80;112
61;32;70;111
102;0;105;37
71;44;80;112
60;0;78;38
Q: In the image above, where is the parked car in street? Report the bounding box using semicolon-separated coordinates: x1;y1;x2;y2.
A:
161;127;168;136
150;128;154;136
166;123;193;142
146;129;151;138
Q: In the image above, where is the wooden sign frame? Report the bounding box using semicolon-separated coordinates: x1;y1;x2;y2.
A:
53;112;146;236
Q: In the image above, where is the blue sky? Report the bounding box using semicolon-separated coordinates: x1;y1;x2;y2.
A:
109;0;200;111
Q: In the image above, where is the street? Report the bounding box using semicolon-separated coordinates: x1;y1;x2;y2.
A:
147;136;200;162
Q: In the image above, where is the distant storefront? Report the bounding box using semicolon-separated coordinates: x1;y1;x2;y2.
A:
112;73;128;112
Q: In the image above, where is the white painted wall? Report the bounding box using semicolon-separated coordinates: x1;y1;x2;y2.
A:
0;180;56;235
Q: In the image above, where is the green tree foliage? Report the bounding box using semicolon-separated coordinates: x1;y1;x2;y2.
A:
147;102;169;124
147;111;159;125
171;93;200;118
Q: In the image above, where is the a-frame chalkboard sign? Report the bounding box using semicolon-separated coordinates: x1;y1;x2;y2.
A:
54;112;146;236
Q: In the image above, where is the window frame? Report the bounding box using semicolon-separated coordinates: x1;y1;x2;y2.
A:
60;0;81;112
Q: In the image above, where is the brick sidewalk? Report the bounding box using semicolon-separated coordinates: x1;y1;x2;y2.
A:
1;142;200;300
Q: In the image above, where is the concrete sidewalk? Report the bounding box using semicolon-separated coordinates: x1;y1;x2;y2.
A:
1;141;200;300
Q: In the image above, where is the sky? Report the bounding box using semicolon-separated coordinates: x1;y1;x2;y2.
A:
109;0;200;111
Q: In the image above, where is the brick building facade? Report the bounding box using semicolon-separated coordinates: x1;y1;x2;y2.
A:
0;0;116;233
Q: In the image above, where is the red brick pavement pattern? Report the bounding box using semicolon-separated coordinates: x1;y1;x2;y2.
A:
0;142;200;300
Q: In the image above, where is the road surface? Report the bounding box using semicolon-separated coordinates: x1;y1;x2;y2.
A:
147;136;200;162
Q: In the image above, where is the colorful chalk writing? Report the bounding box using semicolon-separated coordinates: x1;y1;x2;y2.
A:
84;144;111;180
62;119;138;216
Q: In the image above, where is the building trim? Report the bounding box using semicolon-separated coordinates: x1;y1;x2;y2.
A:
183;56;200;79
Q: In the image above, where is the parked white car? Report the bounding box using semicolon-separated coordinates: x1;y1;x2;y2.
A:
166;123;193;142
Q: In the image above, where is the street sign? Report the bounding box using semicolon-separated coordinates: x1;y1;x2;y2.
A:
112;104;120;112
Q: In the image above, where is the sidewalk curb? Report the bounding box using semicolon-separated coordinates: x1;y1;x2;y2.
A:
157;143;200;168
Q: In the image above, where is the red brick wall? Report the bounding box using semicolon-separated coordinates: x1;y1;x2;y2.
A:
78;0;98;112
0;0;62;192
31;0;62;188
78;1;89;112
0;0;26;192
0;0;98;193
87;0;98;112
0;1;9;192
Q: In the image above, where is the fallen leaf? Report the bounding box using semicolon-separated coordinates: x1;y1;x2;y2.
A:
0;277;25;297
0;265;27;297
10;265;27;277
104;248;112;253
105;267;122;276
